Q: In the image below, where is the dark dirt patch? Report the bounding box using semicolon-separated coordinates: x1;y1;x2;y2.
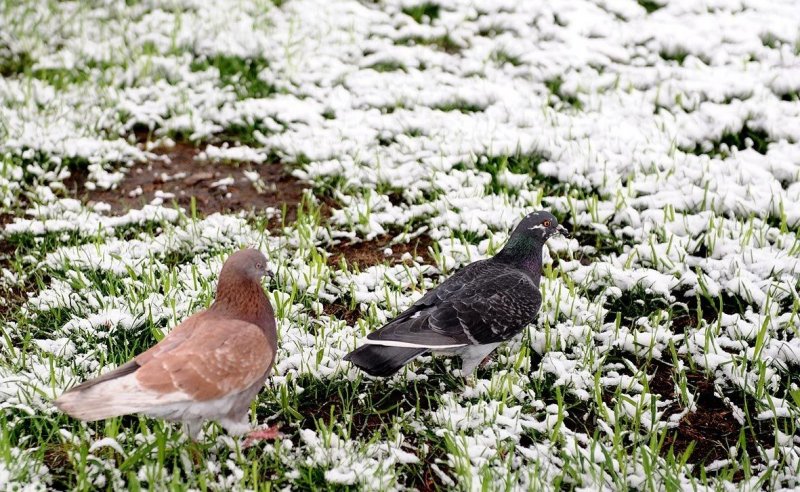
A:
327;234;434;269
292;382;436;440
0;212;15;256
64;143;310;221
0;282;26;319
670;301;718;334
320;228;436;321
550;250;593;269
0;213;15;263
319;234;434;323
671;291;750;334
406;443;452;491
42;443;71;471
321;302;361;326
42;443;73;489
561;357;773;480
561;399;606;438
0;213;27;318
647;361;772;474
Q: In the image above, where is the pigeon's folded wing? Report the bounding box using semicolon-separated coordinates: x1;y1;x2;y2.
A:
63;313;205;394
367;269;540;347
136;318;273;401
135;312;203;365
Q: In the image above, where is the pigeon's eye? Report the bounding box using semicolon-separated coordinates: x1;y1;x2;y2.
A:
256;263;264;270
542;220;551;227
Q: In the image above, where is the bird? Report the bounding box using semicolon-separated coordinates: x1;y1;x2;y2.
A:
344;211;568;378
55;248;280;442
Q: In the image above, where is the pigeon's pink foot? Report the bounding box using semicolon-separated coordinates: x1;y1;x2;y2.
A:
479;355;493;368
242;425;282;448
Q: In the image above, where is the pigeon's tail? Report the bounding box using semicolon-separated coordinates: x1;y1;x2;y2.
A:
54;361;178;421
344;344;426;377
55;372;149;421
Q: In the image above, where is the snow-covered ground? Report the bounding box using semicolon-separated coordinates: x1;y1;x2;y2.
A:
1;0;799;490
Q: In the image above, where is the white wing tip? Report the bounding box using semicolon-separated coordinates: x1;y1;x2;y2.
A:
362;338;467;349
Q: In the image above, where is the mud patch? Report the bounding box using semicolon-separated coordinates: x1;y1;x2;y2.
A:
647;361;772;474
0;213;26;318
563;358;773;479
42;444;73;489
327;234;434;269
550;250;592;269
321;302;361;326
406;441;452;491
64;143;309;220
295;381;436;439
320;234;433;325
0;213;15;262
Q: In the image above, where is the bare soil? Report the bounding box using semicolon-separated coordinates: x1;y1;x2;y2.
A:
0;213;25;317
647;360;772;475
561;358;772;480
64;143;309;221
322;234;435;324
321;302;361;325
327;234;434;268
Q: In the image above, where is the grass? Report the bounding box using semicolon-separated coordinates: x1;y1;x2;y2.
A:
432;100;484;113
402;3;441;24
660;49;689;65
682;123;772;157
366;60;406;73
545;76;583;110
1;0;800;490
491;49;523;67
190;55;276;100
638;0;663;13
3;159;799;490
394;34;461;54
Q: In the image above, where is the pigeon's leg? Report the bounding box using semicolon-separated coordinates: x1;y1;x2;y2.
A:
188;443;204;467
183;420;203;441
242;424;282;448
182;420;205;466
459;343;502;377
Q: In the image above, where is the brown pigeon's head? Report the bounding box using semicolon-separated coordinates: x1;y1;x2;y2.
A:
513;210;569;242
221;249;271;282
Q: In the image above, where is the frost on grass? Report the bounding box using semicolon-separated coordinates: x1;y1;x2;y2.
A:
1;0;800;489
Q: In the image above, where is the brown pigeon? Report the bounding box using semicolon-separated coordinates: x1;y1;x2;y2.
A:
55;248;280;441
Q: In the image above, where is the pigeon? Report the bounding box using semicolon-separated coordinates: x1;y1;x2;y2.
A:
344;211;568;377
55;248;280;441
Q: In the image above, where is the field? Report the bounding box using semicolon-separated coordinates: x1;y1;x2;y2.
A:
1;0;800;490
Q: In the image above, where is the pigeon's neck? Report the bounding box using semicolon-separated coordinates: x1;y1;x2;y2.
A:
496;234;544;283
212;275;274;331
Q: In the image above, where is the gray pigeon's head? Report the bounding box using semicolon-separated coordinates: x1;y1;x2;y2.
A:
222;249;272;282
511;211;569;242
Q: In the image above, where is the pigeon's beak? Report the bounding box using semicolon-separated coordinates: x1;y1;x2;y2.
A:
264;269;276;283
556;224;570;238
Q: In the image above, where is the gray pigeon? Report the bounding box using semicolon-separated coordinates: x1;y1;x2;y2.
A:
344;211;568;377
55;249;280;442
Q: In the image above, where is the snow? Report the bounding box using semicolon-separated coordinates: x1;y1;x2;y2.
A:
1;0;800;489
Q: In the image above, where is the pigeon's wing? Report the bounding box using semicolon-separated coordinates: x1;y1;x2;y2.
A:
412;259;492;307
135;317;273;401
64;313;204;394
367;264;541;347
362;260;492;348
135;312;203;365
433;270;541;344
